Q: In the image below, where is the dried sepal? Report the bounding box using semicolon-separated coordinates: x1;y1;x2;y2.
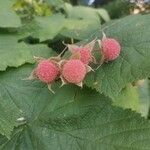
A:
86;65;94;73
84;39;96;52
60;75;67;87
70;51;81;60
76;82;83;88
23;69;37;80
47;84;55;94
33;56;44;62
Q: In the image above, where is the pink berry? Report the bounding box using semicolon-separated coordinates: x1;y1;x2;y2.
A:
71;47;92;65
101;38;121;61
35;60;59;84
67;41;96;65
62;59;86;84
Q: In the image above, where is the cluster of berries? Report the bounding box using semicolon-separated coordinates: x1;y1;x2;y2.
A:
28;33;121;93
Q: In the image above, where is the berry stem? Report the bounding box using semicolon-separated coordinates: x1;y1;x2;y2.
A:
58;46;67;57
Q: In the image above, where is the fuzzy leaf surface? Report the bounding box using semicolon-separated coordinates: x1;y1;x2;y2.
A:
0;65;150;149
85;14;150;98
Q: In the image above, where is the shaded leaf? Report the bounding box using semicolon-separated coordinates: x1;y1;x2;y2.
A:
0;0;21;28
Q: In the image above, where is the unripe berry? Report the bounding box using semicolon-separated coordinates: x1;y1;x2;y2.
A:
71;47;92;64
101;38;121;61
62;59;86;84
80;48;91;64
35;60;59;84
67;40;95;65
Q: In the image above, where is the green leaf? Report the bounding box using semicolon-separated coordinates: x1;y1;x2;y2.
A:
1;65;150;149
66;5;100;21
112;84;139;112
85;14;150;98
20;14;65;42
96;8;110;22
60;5;101;40
60;18;100;40
0;0;21;28
20;13;99;41
33;14;65;41
0;33;55;71
0;89;21;139
65;5;110;23
52;4;101;40
138;79;150;117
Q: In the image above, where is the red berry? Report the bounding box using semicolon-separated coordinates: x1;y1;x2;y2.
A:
35;60;59;84
72;47;92;65
62;59;86;84
101;38;121;61
67;41;95;65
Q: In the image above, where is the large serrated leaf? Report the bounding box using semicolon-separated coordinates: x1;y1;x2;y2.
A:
112;84;140;112
85;14;150;98
0;0;21;28
66;5;100;20
0;33;55;71
65;5;110;22
60;18;100;40
18;14;100;41
18;14;65;42
33;14;65;41
0;65;150;149
0;90;21;139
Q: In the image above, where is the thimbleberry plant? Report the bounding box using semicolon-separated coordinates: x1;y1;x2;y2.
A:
0;1;150;150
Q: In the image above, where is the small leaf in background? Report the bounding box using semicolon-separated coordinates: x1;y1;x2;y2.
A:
18;14;66;41
60;18;100;40
96;8;110;22
33;14;65;41
65;5;100;21
64;2;110;23
0;0;21;28
0;33;55;71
